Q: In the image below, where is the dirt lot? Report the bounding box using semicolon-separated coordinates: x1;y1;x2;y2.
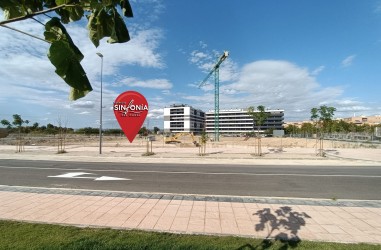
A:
0;133;380;164
1;133;380;149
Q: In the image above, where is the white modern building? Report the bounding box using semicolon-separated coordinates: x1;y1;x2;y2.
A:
205;109;284;134
164;104;205;134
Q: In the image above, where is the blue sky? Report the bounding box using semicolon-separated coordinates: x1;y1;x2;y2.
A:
1;0;381;129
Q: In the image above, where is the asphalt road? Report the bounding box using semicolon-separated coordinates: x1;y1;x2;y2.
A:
0;159;380;200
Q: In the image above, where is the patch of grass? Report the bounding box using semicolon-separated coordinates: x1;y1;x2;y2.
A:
0;220;379;250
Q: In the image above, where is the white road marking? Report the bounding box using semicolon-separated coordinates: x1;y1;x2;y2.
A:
48;172;130;181
95;176;130;181
48;172;94;178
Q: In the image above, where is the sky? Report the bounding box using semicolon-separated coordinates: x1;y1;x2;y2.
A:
1;0;381;129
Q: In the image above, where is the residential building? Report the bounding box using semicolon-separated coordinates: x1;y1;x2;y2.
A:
205;109;284;134
341;115;381;125
163;104;205;134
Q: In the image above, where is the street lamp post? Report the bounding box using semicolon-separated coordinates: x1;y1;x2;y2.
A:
96;52;103;154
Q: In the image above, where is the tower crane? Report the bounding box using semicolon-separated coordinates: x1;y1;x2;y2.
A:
198;51;229;142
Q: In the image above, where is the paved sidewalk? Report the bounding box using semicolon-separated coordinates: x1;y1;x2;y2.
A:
1;186;380;244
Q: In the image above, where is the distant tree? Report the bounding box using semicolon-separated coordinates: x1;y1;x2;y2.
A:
1;119;12;129
104;129;123;135
76;127;98;135
2;114;28;152
56;116;68;153
310;105;336;156
139;127;148;136
199;131;208;156
300;123;314;137
0;1;133;100
32;122;39;131
46;123;57;135
247;105;269;156
284;125;300;136
153;126;160;134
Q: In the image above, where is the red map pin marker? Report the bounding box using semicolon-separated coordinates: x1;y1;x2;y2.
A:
113;91;149;143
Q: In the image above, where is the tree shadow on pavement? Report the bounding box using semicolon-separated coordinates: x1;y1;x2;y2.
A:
236;206;311;250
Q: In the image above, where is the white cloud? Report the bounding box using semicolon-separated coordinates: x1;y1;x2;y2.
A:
189;51;209;63
77;111;91;115
69;101;95;109
199;41;208;49
189;47;239;85
120;77;173;89
341;54;356;68
148;108;164;119
311;66;325;76
183;60;348;120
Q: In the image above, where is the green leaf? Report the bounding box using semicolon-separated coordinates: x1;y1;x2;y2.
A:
68;5;84;21
70;87;90;100
87;8;114;47
0;0;23;20
55;5;84;23
108;7;130;44
47;40;92;100
0;0;44;19
44;17;84;61
120;0;133;17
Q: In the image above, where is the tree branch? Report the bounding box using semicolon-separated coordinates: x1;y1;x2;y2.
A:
0;4;76;25
0;24;51;43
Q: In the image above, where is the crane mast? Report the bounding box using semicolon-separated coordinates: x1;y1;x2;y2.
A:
199;51;229;142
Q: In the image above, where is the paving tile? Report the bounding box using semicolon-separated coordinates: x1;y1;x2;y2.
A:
138;215;160;230
176;210;191;218
339;225;370;236
231;202;245;208
181;200;194;206
320;225;347;234
154;215;175;231
233;207;251;220
187;218;204;233
148;207;166;217
206;206;219;212
169;199;182;205
220;212;235;220
236;219;255;235
305;224;329;234
363;219;381;228
219;206;233;213
204;218;221;234
170;217;189;232
205;211;219;220
348;218;375;231
244;203;259;210
205;201;219;208
122;215;146;228
218;202;232;208
193;201;206;207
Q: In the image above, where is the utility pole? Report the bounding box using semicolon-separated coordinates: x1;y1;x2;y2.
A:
96;52;103;154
